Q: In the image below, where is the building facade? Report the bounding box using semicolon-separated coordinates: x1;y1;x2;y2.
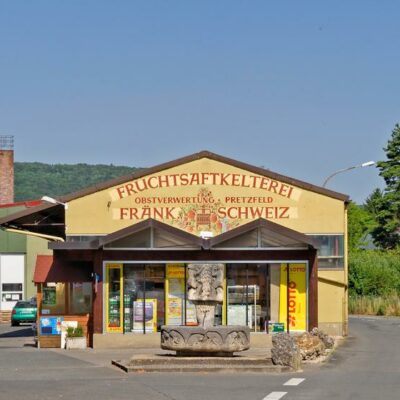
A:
0;151;349;346
0;201;51;322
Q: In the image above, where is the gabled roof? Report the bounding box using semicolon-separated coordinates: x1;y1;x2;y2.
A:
55;150;349;203
49;218;316;251
50;218;204;250
208;218;317;249
0;150;349;235
99;218;204;249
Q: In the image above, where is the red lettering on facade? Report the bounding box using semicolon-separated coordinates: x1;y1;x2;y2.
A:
279;207;290;218
116;187;126;199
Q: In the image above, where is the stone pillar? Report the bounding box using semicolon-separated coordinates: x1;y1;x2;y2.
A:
0;136;14;205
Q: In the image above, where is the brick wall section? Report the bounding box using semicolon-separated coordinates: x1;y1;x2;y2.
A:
0;150;14;204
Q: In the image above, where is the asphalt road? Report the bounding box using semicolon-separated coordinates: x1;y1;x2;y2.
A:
0;316;399;400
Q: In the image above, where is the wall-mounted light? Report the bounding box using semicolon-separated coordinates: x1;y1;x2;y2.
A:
41;196;68;209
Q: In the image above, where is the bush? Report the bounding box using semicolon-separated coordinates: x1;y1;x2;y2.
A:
66;325;84;338
349;249;400;297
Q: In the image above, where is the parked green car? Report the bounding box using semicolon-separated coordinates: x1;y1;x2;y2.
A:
11;301;37;326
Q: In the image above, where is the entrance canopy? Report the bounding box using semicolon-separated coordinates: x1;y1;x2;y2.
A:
50;218;317;251
33;255;91;283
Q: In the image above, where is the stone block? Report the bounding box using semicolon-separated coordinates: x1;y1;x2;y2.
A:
271;333;301;370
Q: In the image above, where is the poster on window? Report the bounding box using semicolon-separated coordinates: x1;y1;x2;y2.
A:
279;263;307;331
167;298;183;325
132;299;157;332
43;287;56;306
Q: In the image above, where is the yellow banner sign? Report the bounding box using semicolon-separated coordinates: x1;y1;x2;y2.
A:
279;263;307;331
166;264;185;279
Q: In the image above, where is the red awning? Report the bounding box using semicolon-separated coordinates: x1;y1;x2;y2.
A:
33;255;92;283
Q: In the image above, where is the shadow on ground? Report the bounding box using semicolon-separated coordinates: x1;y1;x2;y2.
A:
0;327;34;338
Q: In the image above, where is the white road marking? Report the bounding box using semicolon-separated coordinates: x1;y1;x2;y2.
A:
262;392;287;400
283;378;305;386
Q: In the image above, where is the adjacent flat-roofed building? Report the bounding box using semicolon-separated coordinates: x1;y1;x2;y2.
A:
0;201;52;322
0;151;349;347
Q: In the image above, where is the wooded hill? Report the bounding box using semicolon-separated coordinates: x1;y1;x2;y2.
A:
14;162;140;202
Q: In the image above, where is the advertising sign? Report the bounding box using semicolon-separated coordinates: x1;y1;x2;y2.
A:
166;264;185;279
279;263;307;331
63;158;303;237
268;322;285;333
40;316;64;335
133;299;157;332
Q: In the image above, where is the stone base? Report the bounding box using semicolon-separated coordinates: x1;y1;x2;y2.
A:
161;325;250;355
112;354;290;373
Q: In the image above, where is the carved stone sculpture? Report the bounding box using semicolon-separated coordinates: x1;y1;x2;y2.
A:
161;263;250;356
187;263;224;302
187;263;224;328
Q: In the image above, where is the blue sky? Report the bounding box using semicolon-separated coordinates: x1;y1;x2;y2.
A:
0;1;398;203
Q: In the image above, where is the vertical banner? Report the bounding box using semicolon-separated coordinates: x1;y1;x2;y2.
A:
279;263;307;331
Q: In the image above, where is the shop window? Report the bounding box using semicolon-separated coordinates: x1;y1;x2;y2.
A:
106;264;123;332
2;293;22;302
2;283;23;292
164;264;222;327
41;283;66;314
226;263;307;333
308;235;344;269
122;264;165;333
1;283;23;302
69;283;92;314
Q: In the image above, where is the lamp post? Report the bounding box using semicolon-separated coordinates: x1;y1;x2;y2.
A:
41;196;68;209
322;161;376;188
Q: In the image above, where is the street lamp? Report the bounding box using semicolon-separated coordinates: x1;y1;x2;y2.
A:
322;161;376;188
41;196;68;209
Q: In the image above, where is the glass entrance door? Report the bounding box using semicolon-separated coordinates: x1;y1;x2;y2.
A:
123;264;165;333
226;264;269;332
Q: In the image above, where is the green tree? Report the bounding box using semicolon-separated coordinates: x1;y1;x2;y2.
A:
347;201;375;251
370;124;400;249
